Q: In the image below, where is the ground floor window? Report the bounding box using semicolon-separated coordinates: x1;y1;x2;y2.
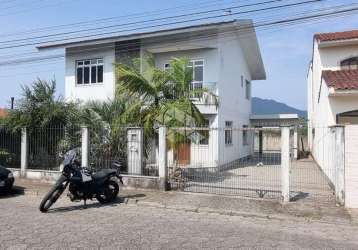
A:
225;121;233;145
243;125;249;146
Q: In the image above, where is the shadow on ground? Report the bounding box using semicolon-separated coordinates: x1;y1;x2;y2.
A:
46;193;147;213
0;186;26;199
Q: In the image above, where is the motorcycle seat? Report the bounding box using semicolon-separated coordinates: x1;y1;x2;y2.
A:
92;169;117;180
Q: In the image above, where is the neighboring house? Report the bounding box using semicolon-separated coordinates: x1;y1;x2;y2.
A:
307;29;358;208
38;20;266;167
0;108;7;119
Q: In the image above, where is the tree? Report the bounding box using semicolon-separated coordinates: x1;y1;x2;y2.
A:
115;57;217;148
6;79;80;130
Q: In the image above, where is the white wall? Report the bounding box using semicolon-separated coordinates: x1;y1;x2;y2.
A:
65;45;116;103
217;32;253;164
308;41;358;159
344;125;358;208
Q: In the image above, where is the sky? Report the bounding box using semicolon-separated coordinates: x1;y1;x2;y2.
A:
0;0;357;111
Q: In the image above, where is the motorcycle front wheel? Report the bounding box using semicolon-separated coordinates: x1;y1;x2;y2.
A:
96;180;119;204
39;178;67;213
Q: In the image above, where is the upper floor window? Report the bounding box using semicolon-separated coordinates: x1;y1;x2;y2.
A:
245;80;251;100
341;57;358;70
188;60;204;91
76;58;103;85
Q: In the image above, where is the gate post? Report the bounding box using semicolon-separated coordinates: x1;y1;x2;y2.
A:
281;126;290;203
127;128;144;175
81;126;89;168
333;125;345;206
158;126;168;190
20;127;28;177
293;127;298;159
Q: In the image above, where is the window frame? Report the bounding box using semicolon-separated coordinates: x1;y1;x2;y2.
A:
225;121;233;146
242;125;249;146
341;57;358;70
76;58;104;86
188;59;204;94
245;79;251;100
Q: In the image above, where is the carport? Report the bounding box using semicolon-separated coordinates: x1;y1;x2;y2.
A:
250;114;300;158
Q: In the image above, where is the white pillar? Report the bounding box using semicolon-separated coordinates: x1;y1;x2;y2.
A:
81;126;89;168
333;126;345;206
293;127;298;159
20;128;28;177
158;126;168;190
281;126;290;203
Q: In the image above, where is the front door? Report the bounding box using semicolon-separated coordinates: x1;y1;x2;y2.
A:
176;143;191;166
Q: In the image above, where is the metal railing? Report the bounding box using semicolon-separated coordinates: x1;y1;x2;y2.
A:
28;126;81;171
0;126;21;168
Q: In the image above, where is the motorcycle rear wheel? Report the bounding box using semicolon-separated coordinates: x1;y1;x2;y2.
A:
96;180;119;204
39;183;66;213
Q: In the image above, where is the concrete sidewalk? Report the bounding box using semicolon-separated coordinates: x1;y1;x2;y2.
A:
11;178;358;225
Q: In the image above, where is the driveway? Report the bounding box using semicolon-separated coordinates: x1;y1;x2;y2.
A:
1;193;358;249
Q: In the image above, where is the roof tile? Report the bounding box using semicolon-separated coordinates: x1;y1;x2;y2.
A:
315;30;358;42
322;70;358;90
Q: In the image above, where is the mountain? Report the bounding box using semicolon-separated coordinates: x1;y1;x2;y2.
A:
252;97;307;118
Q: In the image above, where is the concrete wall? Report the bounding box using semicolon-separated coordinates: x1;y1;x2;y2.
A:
344;125;358;208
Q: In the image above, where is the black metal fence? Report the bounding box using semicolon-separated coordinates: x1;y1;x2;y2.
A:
28;126;81;170
0;126;21;168
89;127;158;176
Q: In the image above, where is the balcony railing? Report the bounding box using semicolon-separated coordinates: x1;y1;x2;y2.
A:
190;81;217;105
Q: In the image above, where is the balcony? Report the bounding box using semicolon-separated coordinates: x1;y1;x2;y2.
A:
191;82;218;114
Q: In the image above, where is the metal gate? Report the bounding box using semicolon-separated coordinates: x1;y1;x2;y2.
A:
168;127;282;199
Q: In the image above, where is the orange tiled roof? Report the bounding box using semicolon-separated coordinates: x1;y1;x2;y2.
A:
315;30;358;42
322;70;358;90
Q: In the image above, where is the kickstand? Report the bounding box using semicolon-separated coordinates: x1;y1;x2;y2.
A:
83;199;87;209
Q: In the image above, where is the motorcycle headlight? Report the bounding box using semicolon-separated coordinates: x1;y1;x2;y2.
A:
8;172;13;178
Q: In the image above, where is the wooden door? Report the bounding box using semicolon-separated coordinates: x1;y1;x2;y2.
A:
176;143;191;166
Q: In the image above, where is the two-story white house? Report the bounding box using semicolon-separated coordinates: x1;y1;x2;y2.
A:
38;20;266;168
307;29;358;207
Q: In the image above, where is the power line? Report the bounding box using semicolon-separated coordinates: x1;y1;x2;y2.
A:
0;3;356;68
0;0;325;50
0;0;239;38
0;0;296;44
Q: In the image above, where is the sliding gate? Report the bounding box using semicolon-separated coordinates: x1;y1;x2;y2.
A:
168;127;282;199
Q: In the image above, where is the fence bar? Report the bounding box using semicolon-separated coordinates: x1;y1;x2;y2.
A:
21;128;28;177
81;126;89;168
281;126;290;203
158;126;168;190
333;126;345;206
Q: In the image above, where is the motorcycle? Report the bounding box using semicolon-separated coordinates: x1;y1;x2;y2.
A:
39;149;123;213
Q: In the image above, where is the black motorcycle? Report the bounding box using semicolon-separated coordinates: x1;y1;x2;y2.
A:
39;149;123;213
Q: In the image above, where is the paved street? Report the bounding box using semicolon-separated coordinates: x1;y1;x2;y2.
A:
1;193;358;249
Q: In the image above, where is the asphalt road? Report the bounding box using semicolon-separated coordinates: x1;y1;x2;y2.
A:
1;193;358;250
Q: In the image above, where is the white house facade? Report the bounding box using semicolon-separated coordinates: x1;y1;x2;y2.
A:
38;20;266;168
307;29;358;208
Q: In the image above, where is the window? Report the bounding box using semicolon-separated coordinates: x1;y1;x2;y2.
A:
76;58;103;85
242;125;249;146
199;119;210;145
225;121;233;145
341;57;358;70
245;80;251;100
164;63;170;71
188;60;204;93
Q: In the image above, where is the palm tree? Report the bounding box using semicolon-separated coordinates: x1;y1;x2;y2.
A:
115;56;217;146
